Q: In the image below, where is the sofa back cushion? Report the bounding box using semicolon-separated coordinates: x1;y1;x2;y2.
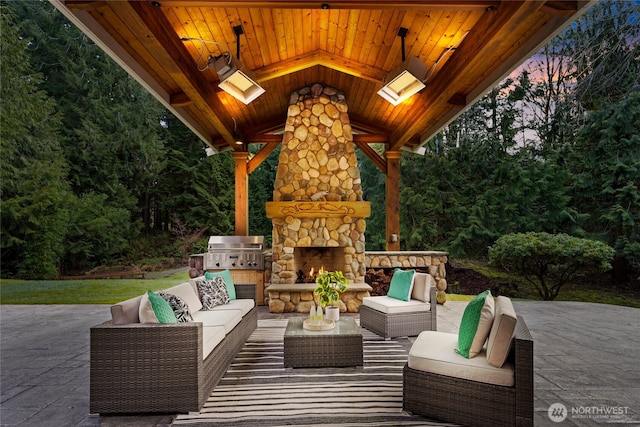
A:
411;273;434;303
486;296;517;368
110;295;143;324
164;282;203;313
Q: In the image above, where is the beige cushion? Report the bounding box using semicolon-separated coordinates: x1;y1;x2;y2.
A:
138;292;159;324
191;309;242;334
362;295;430;314
202;326;226;359
408;330;514;387
164;282;203;312
486;296;517;368
110;294;143;324
411;273;433;303
211;299;255;316
469;293;495;358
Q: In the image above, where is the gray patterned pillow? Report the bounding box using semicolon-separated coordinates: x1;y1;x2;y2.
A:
196;277;230;310
158;292;193;323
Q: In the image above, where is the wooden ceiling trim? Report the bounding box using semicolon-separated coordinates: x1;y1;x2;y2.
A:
389;1;538;150
121;1;237;146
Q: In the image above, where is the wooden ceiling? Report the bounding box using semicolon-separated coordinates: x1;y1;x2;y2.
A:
53;0;591;157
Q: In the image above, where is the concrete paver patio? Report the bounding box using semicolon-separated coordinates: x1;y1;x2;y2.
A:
1;301;638;426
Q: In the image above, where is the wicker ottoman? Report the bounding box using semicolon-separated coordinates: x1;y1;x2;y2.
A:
284;317;363;368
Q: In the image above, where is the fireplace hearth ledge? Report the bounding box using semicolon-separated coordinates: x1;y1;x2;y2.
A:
266;282;372;293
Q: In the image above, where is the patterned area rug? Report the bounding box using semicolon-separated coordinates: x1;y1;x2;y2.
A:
173;319;455;426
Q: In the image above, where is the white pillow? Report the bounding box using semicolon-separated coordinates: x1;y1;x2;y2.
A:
138;292;159;323
468;293;495;358
411;273;434;302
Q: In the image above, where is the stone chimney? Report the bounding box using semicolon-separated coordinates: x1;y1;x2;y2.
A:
266;83;370;284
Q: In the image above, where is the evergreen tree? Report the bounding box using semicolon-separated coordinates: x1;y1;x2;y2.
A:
570;93;640;275
1;4;69;278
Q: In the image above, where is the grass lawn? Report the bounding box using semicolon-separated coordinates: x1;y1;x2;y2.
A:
0;271;191;304
1;264;638;308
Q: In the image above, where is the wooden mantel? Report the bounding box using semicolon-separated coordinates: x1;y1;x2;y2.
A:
265;201;371;219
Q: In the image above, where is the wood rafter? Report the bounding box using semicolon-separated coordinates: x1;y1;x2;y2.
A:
254;49;386;83
389;1;542;151
120;1;238;146
152;1;500;10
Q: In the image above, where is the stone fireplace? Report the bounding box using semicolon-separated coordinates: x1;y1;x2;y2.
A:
265;83;372;313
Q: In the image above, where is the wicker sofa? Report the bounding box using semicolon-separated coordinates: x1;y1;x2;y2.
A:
403;296;534;427
89;277;257;414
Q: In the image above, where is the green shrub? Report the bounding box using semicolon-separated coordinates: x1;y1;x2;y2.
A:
488;232;614;300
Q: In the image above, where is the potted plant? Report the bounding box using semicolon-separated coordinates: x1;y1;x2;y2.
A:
314;270;348;321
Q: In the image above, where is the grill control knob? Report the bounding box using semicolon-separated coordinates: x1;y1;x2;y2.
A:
216;262;220;267
232;262;236;267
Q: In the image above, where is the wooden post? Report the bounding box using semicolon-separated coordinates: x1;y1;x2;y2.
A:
385;150;401;251
232;151;249;236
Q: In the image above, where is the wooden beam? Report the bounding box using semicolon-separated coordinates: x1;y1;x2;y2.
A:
385;151;401;251
447;93;467;106
541;1;578;16
233;152;250;236
169;91;192;107
63;1;107;11
254;49;386;83
123;1;237;145
155;1;500;11
245;134;283;144
247;143;279;174
389;1;539;151
352;139;387;173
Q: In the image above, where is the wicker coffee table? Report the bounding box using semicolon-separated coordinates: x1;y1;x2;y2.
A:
284;317;363;368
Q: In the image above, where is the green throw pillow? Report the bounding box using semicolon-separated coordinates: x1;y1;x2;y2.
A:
387;269;416;302
204;269;236;300
456;290;491;358
147;290;178;324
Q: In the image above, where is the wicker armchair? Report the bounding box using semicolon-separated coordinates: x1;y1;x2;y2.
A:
403;315;534;427
360;286;437;338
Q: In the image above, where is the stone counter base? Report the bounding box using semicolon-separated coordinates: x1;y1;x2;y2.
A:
267;283;372;314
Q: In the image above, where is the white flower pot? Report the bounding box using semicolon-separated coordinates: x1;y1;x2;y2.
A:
325;306;340;321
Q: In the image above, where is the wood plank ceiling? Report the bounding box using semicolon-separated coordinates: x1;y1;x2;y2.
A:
54;0;591;160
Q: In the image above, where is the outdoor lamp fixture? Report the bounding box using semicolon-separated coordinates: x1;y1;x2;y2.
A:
182;25;264;105
212;25;264;104
377;27;428;106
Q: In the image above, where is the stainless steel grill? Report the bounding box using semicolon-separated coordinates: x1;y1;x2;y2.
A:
204;236;264;270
